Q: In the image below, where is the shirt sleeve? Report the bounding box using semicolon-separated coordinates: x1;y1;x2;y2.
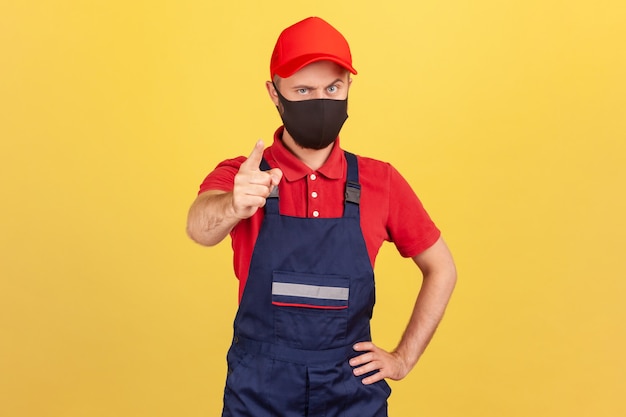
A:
197;157;246;195
386;165;441;258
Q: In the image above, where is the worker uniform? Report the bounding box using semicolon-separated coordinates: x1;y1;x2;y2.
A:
223;151;389;416
199;128;441;416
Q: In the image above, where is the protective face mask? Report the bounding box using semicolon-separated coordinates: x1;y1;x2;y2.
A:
273;83;349;150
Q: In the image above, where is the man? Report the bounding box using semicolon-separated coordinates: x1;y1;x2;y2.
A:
187;16;456;417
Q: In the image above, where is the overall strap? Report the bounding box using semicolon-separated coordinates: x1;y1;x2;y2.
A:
260;158;279;214
343;151;361;218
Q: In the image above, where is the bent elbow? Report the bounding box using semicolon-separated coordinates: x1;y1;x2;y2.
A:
186;221;218;247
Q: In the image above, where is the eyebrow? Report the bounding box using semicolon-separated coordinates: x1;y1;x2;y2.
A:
326;78;345;88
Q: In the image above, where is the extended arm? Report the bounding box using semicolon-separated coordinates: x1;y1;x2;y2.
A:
350;236;457;384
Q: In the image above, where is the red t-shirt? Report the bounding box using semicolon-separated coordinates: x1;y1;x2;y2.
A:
199;127;441;299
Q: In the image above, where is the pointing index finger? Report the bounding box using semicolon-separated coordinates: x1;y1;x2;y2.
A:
241;139;265;171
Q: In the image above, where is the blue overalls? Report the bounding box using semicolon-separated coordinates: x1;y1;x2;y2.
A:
222;152;391;417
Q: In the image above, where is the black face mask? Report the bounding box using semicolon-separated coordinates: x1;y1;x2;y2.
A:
273;82;349;150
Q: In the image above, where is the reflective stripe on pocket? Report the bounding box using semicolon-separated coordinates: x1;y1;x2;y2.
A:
272;271;349;309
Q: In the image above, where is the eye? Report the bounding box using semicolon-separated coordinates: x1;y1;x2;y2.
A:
327;85;338;93
296;88;308;95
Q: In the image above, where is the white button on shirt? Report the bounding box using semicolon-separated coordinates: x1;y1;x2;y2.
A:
309;173;319;217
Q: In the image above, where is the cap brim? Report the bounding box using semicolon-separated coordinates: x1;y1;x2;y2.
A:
273;54;358;78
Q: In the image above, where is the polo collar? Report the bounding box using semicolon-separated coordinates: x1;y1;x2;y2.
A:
269;126;345;182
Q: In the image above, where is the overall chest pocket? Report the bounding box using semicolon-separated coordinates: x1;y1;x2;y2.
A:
272;271;349;349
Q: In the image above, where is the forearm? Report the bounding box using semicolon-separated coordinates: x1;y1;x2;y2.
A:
393;263;457;371
186;191;240;246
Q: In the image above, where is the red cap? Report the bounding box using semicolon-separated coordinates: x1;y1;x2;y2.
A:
270;17;357;79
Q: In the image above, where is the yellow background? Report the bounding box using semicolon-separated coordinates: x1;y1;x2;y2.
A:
1;1;625;416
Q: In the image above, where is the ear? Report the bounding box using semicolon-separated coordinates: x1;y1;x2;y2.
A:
266;81;280;107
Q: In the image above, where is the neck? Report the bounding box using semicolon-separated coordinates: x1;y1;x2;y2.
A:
281;129;335;171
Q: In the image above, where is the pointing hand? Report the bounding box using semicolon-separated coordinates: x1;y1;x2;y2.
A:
232;140;283;219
